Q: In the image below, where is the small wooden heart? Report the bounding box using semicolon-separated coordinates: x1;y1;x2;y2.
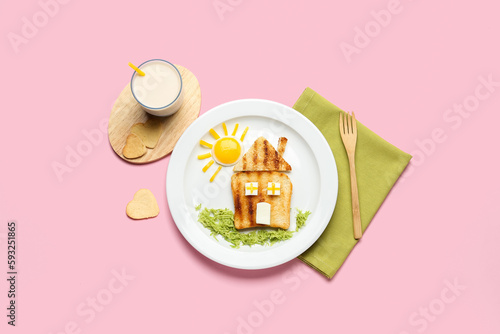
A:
131;118;163;149
126;189;159;220
122;133;146;159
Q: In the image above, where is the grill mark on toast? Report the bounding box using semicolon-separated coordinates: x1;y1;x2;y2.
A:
247;194;254;221
274;150;279;169
263;140;269;168
235;189;241;212
233;177;242;229
253;139;258;166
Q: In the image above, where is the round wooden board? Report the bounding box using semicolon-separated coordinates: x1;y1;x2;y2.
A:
108;65;201;164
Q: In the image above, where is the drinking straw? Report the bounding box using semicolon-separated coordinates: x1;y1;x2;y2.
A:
128;62;145;76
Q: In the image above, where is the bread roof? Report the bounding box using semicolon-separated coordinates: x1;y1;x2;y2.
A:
233;137;291;172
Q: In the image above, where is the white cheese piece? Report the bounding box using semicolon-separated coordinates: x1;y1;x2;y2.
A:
256;202;271;225
267;182;280;196
245;182;258;196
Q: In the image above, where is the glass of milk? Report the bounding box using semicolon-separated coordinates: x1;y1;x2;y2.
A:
130;59;184;116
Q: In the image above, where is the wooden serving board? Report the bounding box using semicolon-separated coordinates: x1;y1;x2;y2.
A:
108;65;201;164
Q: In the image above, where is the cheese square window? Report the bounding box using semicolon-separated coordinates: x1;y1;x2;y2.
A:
267;182;280;195
245;182;258;196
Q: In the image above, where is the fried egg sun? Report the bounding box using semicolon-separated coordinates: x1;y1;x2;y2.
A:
213;137;242;166
198;122;249;182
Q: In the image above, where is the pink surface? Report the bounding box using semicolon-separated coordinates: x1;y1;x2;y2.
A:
1;0;499;333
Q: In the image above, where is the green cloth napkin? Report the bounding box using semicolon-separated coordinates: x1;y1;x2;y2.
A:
293;88;412;279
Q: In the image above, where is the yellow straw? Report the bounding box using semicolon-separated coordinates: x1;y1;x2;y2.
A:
128;62;145;76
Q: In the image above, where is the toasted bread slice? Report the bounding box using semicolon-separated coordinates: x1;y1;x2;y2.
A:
233;137;291;172
277;137;287;156
231;172;292;230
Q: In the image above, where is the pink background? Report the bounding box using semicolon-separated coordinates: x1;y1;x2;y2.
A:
1;0;499;333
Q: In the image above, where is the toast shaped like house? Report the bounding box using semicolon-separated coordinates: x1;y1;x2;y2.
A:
231;137;292;230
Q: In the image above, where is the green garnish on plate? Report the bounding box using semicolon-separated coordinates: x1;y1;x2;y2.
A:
196;207;311;248
295;209;311;232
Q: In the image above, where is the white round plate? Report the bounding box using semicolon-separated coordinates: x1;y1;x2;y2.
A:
166;99;338;270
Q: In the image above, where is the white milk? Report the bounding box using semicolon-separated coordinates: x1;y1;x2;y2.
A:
131;60;183;116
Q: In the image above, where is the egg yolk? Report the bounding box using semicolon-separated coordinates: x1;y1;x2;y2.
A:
213;137;241;165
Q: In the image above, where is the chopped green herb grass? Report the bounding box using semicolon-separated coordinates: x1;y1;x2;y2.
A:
295;209;311;232
197;207;311;248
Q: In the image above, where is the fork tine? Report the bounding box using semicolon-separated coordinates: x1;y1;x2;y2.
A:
346;112;351;134
352;112;357;134
344;111;348;133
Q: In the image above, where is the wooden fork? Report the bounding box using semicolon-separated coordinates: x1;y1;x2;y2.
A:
339;111;362;240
